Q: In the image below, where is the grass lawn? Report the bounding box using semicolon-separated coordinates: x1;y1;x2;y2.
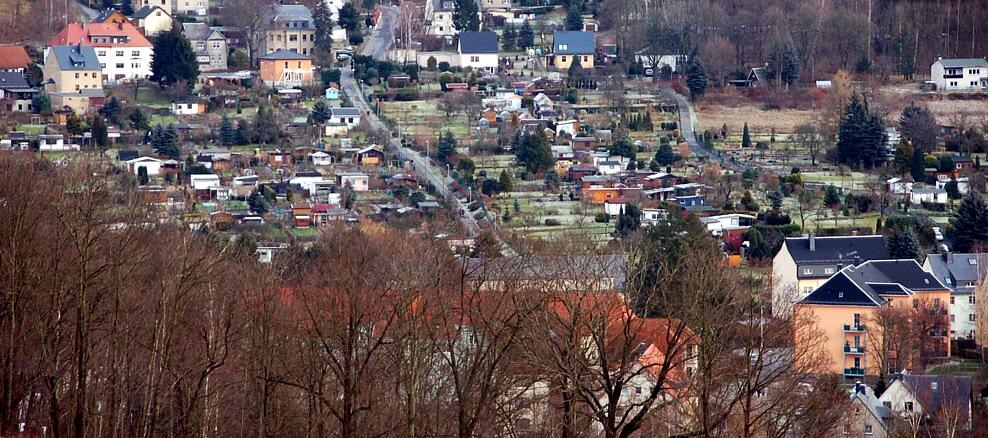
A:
929;358;985;376
292;228;319;238
16;124;46;136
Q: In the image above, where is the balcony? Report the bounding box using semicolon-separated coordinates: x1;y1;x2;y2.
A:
844;345;865;354
843;324;866;332
843;367;865;377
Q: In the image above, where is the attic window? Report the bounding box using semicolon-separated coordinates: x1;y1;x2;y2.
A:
838;292;844;298
931;382;938;390
969;259;978;265
558;44;568;51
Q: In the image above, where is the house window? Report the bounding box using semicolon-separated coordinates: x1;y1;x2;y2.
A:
803;268;812;275
98;50;106;56
883;401;891;408
864;425;873;435
583;55;589;63
934;297;941;307
470;56;479;62
825;268;835;274
951;314;955;322
951;296;955;304
803;286;813;294
843;424;850;435
132;50;140;56
115;63;124;68
904;402;913;412
116;50;124;56
197;42;205;49
284;62;289;68
970;314;976;322
972;295;977;304
75;73;80;79
289;35;298;42
561;56;567;62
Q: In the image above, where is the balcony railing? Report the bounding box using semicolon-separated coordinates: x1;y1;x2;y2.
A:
844;367;865;377
844;345;865;354
843;324;866;332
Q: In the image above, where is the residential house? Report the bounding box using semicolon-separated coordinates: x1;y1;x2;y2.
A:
171;99;205;115
133;0;172;14
356;145;385;165
795;260;951;377
289;171;325;194
887;177;913;195
930;57;988;91
131;5;172;36
772;235;890;316
633;50;684;74
0;45;32;72
597;160;624;175
425;0;457;38
267;150;293;167
183;23;227;72
310;151;333;166
479;0;510;12
257;50;314;86
126;156;164;176
329;107;362;129
0;72;38;113
700;213;756;237
256;242;288;263
263;4;315;56
48;21;154;83
840;382;890;438
924;252;988;340
190;174;221;190
43;45;105;114
336;172;369;191
546;31;595;70
92;9;129;24
456;31;499;73
909;186;947;206
952;156;976;173
39;134;78;151
174;0;208;15
879;374;972;431
640;207;668;226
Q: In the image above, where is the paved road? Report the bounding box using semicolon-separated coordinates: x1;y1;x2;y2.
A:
340;6;481;236
74;0;99;20
659;86;743;172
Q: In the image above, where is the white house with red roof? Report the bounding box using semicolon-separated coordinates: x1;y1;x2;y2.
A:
48;22;153;83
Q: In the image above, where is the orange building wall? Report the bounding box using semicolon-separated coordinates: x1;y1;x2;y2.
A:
259;59;314;83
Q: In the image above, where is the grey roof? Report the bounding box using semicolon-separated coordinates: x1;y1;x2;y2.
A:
49;45;101;71
799;260;947;306
132;5;167;19
268;4;313;24
432;0;456;11
93;9;118;22
330;107;361;117
851;384;890;431
552;31;595;55
937;58;988;68
783;235;889;265
257;49;311;60
458;31;499;54
894;374;972;424
0;72;29;89
925;253;988;289
912;187;946;194
182;22;214;41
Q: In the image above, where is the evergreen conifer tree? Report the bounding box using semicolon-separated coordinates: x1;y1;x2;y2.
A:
151;26;200;86
952;191;988;252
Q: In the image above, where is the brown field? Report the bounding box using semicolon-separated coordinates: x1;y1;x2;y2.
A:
695;103;818;134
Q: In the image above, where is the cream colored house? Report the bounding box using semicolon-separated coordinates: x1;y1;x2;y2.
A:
263;4;315;56
43;45;105;114
772;235;889;316
841;383;890;438
133;0;172;15
132;5;172;36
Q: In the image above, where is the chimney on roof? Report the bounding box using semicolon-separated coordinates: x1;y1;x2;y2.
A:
945;251;953;264
854;381;864;394
809;233;816;252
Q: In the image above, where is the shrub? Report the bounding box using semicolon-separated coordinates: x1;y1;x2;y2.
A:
594;212;609;223
544;218;561;226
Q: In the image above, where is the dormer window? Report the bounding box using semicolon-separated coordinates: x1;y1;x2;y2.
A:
969;258;978;265
803;268;812;275
558;44;568;51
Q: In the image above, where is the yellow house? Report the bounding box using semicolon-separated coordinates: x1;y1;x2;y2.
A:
795;260;951;378
263;4;316;56
772;235;889;317
545;31;595;71
43;45;105;114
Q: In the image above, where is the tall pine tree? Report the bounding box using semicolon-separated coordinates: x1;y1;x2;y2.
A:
313;0;334;54
952;191;988;252
686;61;708;100
837;94;886;168
518;21;534;49
220;115;235;146
452;0;480;31
151;26;199;86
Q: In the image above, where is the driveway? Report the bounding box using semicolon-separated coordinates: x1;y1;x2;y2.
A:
659;86;743;172
339;7;481;236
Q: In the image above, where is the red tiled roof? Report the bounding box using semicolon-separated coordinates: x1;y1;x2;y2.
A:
48;22;152;48
0;46;31;70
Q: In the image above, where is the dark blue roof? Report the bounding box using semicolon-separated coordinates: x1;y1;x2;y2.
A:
552;31;595;55
49;45;101;71
783;235;889;264
0;72;29;89
800;272;881;306
458;31;499;54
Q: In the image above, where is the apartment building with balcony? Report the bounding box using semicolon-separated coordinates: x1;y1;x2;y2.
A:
772;234;890;317
795;260;951;378
924;252;988;340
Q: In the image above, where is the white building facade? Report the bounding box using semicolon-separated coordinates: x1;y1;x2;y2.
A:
931;57;988;91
